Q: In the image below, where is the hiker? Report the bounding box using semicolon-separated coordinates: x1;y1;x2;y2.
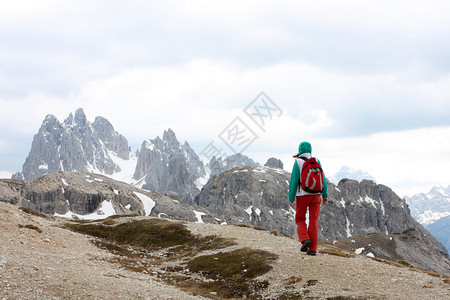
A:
288;141;328;256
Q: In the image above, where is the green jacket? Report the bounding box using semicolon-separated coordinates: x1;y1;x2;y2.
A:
288;142;328;202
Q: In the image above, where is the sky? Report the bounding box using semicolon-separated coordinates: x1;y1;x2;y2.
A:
1;0;450;197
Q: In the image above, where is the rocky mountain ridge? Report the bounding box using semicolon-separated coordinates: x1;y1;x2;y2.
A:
2;167;449;274
12;108;257;202
9;108;450;274
12;109;129;181
195;165;450;274
132;129;208;202
1;171;219;224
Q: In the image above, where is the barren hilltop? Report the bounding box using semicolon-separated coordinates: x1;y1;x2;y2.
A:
1;201;448;299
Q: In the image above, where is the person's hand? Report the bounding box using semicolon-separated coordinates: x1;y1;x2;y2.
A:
322;197;328;205
289;201;295;207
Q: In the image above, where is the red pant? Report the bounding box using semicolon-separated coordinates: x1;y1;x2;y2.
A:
295;195;321;252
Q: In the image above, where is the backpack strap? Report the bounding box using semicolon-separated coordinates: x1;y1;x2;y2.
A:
297;157;308;191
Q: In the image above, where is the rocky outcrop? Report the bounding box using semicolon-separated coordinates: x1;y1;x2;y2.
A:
11;109;262;203
194;165;450;274
195;165;294;235
12;109;130;180
264;157;283;169
207;153;259;176
133;129;207;203
1;171;219;224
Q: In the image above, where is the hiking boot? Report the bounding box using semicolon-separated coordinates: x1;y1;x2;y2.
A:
307;251;317;256
300;239;311;252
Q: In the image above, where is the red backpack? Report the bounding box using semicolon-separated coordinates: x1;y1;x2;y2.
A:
298;157;324;194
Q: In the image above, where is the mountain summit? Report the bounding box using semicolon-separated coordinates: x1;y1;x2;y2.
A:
12;108;129;180
12;109;258;202
133;129;208;202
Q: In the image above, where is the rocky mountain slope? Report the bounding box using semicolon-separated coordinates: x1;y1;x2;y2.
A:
9;108;450;275
1;171;219;224
12;109;258;202
12;108;129;181
1;201;449;299
195;165;450;275
132;129;208;202
206;153;259;177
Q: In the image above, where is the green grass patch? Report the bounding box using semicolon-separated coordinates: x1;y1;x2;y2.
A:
65;219;196;249
65;218;235;257
180;247;277;298
102;219;117;226
91;239;138;258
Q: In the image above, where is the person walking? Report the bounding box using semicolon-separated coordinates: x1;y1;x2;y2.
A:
288;141;328;256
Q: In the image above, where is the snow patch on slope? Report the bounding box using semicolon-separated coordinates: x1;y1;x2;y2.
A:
55;200;115;220
133;191;155;216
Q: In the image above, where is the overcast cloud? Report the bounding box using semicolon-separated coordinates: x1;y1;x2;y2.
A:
1;0;450;197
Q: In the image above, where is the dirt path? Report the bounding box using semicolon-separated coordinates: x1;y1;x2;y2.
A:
1;201;448;299
0;202;206;300
186;222;449;299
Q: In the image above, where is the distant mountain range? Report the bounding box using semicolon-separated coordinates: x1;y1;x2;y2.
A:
405;185;450;226
328;166;376;185
2;168;449;274
321;159;450;254
12;108;258;202
404;185;450;253
6;108;450;274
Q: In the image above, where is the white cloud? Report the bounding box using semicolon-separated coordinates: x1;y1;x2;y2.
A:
314;127;450;197
1;1;450;196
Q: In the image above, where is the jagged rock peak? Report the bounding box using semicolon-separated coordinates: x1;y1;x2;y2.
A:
133;129;207;203
74;108;87;127
40;114;61;133
43;114;59;123
162;128;181;151
163;128;177;140
264;157;283;169
207;153;259;177
63;113;74;126
13;109;130;180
